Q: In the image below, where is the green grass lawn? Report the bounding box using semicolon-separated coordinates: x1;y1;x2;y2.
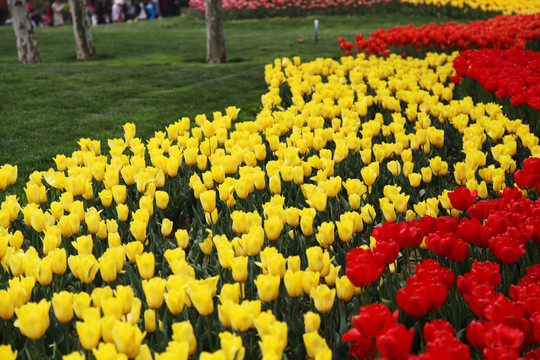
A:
0;12;461;199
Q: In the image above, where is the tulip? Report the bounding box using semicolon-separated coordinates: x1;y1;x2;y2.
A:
111;185;126;204
310;284;336;313
142;277;167;309
35;258;52;286
303;332;331;359
112;321;146;358
175;229;189;249
92;342;125;360
231;256;248;283
264;216;283;241
0;289;14;320
316;222;335;248
255;274;280;302
144;309;157;333
376;323;414;359
304;312;321;333
171;321;197;355
200;190;216;213
160;219;173;237
101;297;123;320
114;204;128;222
72;235;94;255
72;292;92;319
336;275;356;301
408;172;422;187
307;191;327;212
14;299;51;340
99;189;113;207
48;248;67;275
155;190;170;210
130;220;147;243
187;284;214;316
219;283;241;305
164;288;186;315
220;332;245;360
0;345;17;360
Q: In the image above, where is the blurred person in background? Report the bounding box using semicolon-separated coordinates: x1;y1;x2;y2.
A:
51;0;65;25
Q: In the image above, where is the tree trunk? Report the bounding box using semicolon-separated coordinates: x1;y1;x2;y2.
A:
6;0;43;63
68;0;96;60
205;0;227;64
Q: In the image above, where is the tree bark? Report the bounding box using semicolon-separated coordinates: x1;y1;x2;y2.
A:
6;0;43;63
68;0;96;60
205;0;227;64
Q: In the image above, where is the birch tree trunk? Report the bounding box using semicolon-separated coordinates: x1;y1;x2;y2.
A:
6;0;43;63
68;0;96;60
205;0;227;64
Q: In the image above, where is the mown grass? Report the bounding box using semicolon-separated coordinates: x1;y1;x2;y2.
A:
0;12;463;199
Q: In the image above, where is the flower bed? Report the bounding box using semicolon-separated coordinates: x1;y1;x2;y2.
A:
188;0;398;19
400;0;540;16
338;13;540;57
452;48;540;109
0;49;539;358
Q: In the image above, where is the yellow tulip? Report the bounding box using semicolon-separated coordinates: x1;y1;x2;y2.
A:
254;274;280;302
14;299;51;340
144;309;157;333
116;204;129;222
0;345;17;360
380;198;397;222
187;284;214;316
99;189;113;207
35;258;53;286
303;332;331;360
200;190;217;214
164;288;186;315
47;248;66;275
264;216;283;241
155;191;170;210
115;285;134;315
112;321;146;358
316;222;334;248
304;312;321;333
171;321;197;355
25;183;47;204
175;229;189;249
408;172;422;188
72;292;92;319
336;275;356;302
130;220;147;243
219;283;241;305
387;160;401;176
220;332;245;360
0;289;14;320
92;342;126;360
142;277;167;309
101;297;123;320
158;219;173;237
231;256;248;283
269;174;281;195
310;284;335;313
72;235;93;255
336;219;354;242
284;270;303;297
300;209;315;236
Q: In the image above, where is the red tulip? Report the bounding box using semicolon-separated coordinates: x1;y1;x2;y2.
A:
376;323;414;359
488;233;526;264
345;247;386;287
352;303;399;338
425;231;470;262
448;187;477;211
